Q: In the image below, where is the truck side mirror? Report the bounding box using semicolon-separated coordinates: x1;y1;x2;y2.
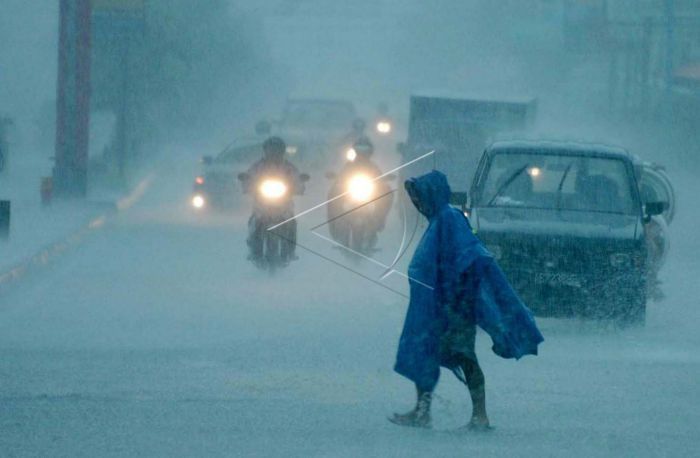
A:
644;201;667;219
325;171;337;180
237;172;250;182
300;173;310;183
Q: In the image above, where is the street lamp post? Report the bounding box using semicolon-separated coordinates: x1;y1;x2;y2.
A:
54;0;92;198
664;0;676;97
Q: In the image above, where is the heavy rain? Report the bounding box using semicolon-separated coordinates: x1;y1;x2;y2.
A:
1;1;699;456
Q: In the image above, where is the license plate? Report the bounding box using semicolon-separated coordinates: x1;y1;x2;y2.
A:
534;272;581;287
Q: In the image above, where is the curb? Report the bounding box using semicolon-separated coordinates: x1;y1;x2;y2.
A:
0;174;155;292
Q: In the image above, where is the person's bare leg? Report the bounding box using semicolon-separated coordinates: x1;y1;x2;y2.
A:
462;358;490;428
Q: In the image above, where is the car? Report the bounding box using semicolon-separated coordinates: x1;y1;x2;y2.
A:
464;141;667;325
266;98;358;166
191;141;262;211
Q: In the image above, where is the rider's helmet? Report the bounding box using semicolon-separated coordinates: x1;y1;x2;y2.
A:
352;118;366;133
353;136;374;158
263;136;286;161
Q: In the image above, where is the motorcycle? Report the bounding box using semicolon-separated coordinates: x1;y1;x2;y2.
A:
238;171;309;271
339;115;394;166
325;167;394;256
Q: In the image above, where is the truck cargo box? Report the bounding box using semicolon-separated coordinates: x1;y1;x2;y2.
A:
401;93;537;191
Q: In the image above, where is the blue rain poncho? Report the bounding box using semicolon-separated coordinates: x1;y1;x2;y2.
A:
394;171;544;391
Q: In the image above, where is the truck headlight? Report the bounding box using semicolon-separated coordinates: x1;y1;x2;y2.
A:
609;253;631;268
346;148;357;162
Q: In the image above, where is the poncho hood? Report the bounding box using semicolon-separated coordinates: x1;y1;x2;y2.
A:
404;170;452;219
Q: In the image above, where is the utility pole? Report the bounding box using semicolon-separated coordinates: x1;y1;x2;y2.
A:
640;17;653;114
54;0;92;198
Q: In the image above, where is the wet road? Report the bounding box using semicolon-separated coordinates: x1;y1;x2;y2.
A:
1;160;699;457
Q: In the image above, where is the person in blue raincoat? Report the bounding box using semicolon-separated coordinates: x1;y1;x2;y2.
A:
391;170;544;429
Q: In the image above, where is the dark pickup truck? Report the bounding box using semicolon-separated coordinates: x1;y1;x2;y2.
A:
464;141;666;325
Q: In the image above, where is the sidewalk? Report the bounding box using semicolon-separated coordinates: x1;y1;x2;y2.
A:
0;154;135;282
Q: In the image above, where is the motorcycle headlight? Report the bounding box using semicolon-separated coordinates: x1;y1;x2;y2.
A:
348;174;375;202
286;145;298;155
192;194;206;209
376;121;392;134
346;148;357;162
259;179;288;199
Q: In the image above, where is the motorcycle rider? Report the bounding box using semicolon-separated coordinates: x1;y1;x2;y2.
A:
341;118;367;148
327;136;393;251
242;136;304;265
